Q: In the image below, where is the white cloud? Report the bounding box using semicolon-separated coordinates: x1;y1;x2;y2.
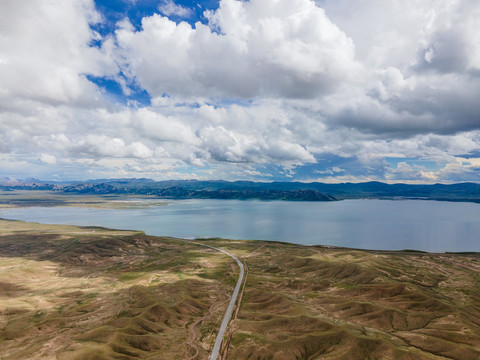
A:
315;0;480;135
320;0;480;72
1;0;480;182
116;0;359;99
315;167;345;175
73;135;154;159
0;0;115;110
133;108;199;144
40;154;57;165
158;0;193;18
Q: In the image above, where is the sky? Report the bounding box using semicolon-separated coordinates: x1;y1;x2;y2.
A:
1;0;480;183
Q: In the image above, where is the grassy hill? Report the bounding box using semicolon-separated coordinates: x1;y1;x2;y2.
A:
0;219;236;359
1;219;480;359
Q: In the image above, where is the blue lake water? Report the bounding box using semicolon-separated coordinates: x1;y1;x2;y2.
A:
1;199;480;252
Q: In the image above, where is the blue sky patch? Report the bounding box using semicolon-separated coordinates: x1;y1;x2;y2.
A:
93;0;220;35
385;157;444;171
87;74;151;106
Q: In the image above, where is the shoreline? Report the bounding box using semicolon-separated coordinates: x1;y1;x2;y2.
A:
2;216;479;256
1;218;480;359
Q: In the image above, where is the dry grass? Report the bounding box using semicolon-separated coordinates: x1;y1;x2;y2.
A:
0;219;236;360
196;238;480;360
1;216;480;359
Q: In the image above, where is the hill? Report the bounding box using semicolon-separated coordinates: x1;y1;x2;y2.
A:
2;178;480;202
1;219;480;359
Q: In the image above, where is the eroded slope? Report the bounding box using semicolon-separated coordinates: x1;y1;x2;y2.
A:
0;219;236;360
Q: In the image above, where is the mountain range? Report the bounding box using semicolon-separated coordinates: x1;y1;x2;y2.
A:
2;178;480;202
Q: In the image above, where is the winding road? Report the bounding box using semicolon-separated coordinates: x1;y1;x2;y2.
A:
191;243;245;360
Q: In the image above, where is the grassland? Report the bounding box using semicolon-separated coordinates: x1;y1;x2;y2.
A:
1;217;480;359
198;239;480;360
0;219;237;359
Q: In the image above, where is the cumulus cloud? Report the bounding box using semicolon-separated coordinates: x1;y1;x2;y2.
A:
1;0;480;182
0;0;115;111
316;0;480;136
320;0;480;72
116;0;359;99
158;0;193;18
40;154;57;165
73;135;150;159
132;108;199;144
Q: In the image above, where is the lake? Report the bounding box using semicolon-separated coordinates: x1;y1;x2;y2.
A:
1;199;480;252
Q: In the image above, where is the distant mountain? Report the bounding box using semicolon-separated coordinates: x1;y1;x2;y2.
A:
144;187;337;201
83;178;154;185
0;177;75;186
0;177;21;186
0;177;61;190
2;178;480;202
